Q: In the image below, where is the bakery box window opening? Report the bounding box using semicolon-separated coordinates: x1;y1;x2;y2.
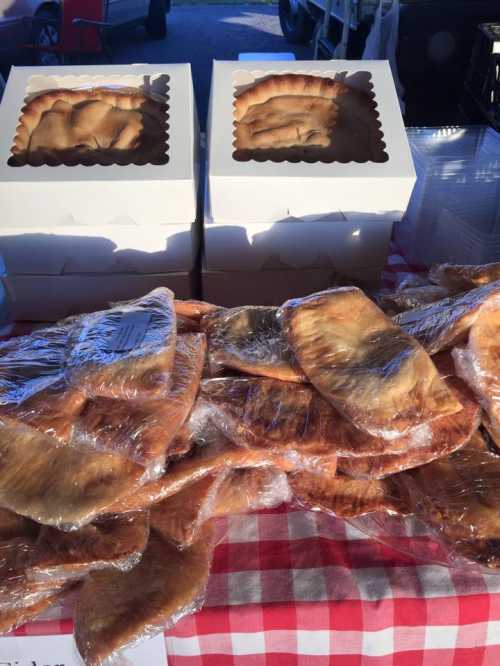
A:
8;74;170;167
232;71;389;164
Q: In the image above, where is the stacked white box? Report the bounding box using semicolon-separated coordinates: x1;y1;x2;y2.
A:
0;64;199;320
203;60;416;305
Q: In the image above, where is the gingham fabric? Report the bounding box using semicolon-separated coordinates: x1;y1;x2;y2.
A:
381;242;428;291
12;506;500;664
8;246;500;663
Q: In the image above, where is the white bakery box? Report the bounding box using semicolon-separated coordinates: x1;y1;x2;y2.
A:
207;60;416;224
203;178;392;281
201;258;378;308
205;60;416;288
0;64;199;320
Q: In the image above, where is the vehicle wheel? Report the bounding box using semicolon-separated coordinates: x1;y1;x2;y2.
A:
33;6;64;66
279;0;314;45
146;0;167;40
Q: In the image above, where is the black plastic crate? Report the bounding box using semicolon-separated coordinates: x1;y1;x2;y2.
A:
464;23;500;131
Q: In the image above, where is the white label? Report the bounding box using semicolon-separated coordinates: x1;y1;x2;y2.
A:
108;311;151;353
0;633;167;666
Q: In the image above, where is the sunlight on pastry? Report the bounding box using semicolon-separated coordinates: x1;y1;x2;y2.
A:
9;87;168;167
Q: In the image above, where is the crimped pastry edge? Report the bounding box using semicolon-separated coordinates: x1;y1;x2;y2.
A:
9;87;168;167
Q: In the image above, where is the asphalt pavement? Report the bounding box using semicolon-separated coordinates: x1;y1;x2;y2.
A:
108;4;312;129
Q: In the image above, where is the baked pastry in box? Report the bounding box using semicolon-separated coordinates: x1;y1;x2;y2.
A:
9;86;168;167
233;73;387;163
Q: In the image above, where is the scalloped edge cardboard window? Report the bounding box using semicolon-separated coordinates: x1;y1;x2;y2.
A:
0;64;198;227
207;60;416;224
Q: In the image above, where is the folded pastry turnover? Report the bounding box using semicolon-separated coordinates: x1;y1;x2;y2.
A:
10;87;167;166
234;74;347;151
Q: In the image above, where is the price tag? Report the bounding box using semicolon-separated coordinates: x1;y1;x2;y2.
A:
0;632;167;666
108;311;151;352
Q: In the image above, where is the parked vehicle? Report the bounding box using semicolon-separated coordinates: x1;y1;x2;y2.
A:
0;0;169;68
279;0;500;125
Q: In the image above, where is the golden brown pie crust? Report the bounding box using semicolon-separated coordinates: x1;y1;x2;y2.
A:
10;87;168;166
233;73;387;163
233;74;347;122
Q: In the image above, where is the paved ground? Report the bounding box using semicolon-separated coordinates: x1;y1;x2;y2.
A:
109;4;312;129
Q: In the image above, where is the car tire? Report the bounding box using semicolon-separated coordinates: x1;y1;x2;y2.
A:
146;0;167;40
279;0;314;45
33;6;64;66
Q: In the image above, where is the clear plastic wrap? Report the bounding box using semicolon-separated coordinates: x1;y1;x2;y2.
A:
0;422;145;529
73;334;206;473
452;296;500;442
395;280;500;355
0;538;69;613
150;473;225;548
278;287;461;438
197;373;469;470
0;507;39;541
0;380;86;443
198;377;330;450
337;377;480;479
106;421;284;514
29;511;150;581
201;305;306;382
213;466;291;517
430;262;500;292
0;585;70;633
66;288;177;400
378;285;452;315
174;299;220;321
289;472;406;518
177;314;201;334
74;522;215;666
151;467;291;548
0;324;70;405
388;431;500;570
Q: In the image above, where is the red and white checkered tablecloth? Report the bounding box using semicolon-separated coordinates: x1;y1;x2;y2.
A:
8;244;500;664
12;506;500;665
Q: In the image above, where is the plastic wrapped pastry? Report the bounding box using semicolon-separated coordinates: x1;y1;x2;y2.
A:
174;299;220;321
151;467;291;547
198;376;467;462
108;404;328;515
66;288;176;400
394;431;500;568
430;262;500;291
202;306;306;382
29;511;150;580
0;380;86;443
289;472;406;518
0;586;70;633
0;422;145;528
74;334;206;470
279;288;461;438
150;474;224;547
453;296;500;441
378;285;452;315
75;523;215;666
337;377;480;478
0;508;39;541
0;538;65;610
395;280;500;355
0;324;70;405
193;386;341;476
213;466;291;517
197;378;341;470
177;314;201;334
106;425;276;513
